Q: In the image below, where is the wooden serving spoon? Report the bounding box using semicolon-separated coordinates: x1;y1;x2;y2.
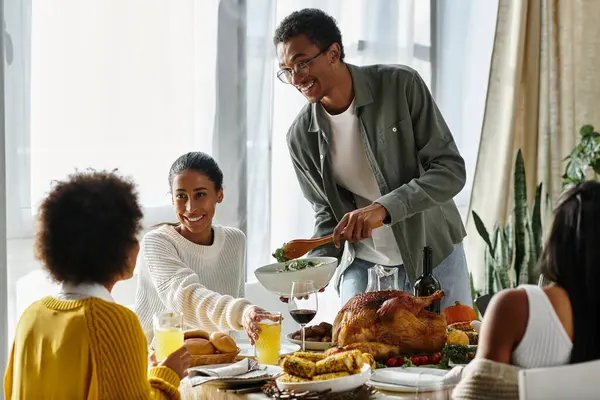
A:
281;221;384;261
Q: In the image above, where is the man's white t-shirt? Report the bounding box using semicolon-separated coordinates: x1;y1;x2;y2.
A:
323;99;403;266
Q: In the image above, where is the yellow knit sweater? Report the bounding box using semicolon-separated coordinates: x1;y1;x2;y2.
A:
4;296;182;399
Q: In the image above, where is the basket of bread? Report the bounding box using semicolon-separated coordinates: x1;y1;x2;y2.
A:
184;329;240;367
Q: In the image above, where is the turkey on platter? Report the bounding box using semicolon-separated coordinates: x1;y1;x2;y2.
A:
328;290;447;360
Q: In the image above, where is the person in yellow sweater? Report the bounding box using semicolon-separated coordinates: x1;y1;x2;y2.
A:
4;170;190;399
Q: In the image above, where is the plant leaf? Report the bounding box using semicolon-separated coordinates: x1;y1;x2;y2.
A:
531;183;542;258
592;158;600;176
472;211;493;252
580;124;595;136
514;149;528;282
484;250;495;295
505;215;513;264
495;226;512;289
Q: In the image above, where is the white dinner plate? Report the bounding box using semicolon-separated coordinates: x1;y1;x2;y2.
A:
286;333;332;351
368;366;453;393
188;363;282;388
237;342;301;358
277;364;371;393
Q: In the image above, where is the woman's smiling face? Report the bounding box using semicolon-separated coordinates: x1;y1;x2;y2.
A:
172;169;223;239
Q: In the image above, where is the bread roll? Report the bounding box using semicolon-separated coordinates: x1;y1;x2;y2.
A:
209;332;238;353
184;329;210;340
185;338;216;355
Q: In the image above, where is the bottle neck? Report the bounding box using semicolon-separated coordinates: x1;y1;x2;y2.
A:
423;246;433;276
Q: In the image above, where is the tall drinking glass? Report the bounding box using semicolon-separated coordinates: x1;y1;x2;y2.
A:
153;311;184;361
254;311;282;365
289;281;318;351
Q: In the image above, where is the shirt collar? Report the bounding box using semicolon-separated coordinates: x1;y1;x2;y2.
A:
308;63;373;133
59;282;115;303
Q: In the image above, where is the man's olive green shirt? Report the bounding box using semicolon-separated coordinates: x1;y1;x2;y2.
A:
286;63;467;291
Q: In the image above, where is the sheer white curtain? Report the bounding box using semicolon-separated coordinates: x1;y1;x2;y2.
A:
434;0;499;220
4;0;221;347
1;0;8;384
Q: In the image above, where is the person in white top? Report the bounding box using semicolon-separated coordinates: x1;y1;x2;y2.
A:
453;181;600;398
134;152;267;344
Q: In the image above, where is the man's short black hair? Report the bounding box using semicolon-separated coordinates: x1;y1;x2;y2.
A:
35;170;143;285
273;8;345;61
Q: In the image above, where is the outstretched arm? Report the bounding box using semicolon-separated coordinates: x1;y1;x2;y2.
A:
142;234;252;332
93;302;182;399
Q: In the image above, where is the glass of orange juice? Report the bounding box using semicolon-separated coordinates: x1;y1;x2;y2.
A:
254;311;282;365
153;311;184;361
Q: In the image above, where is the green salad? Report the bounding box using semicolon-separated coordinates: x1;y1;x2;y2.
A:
278;259;324;272
272;245;287;263
272;243;324;272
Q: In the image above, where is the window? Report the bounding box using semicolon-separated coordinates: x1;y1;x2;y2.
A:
4;0;222;347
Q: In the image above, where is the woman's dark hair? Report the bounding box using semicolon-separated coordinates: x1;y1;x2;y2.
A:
168;152;223;192
35;170;143;285
273;8;345;61
539;181;600;363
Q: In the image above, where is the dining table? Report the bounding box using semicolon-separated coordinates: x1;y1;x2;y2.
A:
179;379;455;400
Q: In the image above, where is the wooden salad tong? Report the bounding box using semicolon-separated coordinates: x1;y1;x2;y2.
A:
279;221;384;261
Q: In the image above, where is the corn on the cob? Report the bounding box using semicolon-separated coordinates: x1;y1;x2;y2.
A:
293;351;327;362
312;372;350;381
281;355;316;379
278;373;312;383
361;353;376;370
315;349;364;374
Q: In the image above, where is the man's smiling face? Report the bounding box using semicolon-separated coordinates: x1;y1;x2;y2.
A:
277;34;338;103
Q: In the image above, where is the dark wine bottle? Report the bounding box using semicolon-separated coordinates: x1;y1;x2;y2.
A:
413;246;441;313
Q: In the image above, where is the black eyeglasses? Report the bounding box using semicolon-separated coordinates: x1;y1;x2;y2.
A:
276;49;327;84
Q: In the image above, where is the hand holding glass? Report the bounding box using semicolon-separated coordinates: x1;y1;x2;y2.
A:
153;312;184;361
254;311;282;365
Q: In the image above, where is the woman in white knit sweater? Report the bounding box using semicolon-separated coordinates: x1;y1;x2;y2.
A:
134;152;266;343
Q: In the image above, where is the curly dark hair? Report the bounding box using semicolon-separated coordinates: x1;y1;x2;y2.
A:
273;8;345;61
35;170;143;285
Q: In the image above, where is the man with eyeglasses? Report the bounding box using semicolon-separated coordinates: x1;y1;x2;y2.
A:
274;8;471;309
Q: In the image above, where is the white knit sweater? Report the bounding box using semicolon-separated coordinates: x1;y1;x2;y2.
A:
133;224;252;342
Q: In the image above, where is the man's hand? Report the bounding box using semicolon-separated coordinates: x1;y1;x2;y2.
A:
332;203;388;248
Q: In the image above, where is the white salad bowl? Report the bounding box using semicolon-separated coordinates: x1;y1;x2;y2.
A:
254;257;338;297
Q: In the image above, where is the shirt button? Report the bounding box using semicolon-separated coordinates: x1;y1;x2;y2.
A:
320;154;324;160
347;256;353;261
392;127;397;132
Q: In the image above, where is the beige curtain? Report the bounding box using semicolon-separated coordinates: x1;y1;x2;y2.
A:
466;0;600;289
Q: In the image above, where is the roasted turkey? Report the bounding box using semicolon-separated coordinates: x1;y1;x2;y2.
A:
329;290;447;360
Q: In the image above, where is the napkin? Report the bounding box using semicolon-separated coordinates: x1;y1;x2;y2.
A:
188;358;275;387
189;358;260;378
370;366;462;389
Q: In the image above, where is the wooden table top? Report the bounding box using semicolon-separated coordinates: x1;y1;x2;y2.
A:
179;379;454;400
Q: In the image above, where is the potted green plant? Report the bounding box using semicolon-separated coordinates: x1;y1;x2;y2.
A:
471;150;550;295
563;125;600;185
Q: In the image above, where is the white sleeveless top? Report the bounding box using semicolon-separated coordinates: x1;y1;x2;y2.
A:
511;285;573;368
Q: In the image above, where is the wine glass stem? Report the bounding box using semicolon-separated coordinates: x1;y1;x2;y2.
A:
301;324;306;352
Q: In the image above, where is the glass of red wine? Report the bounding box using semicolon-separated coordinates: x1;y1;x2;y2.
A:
289;280;318;351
